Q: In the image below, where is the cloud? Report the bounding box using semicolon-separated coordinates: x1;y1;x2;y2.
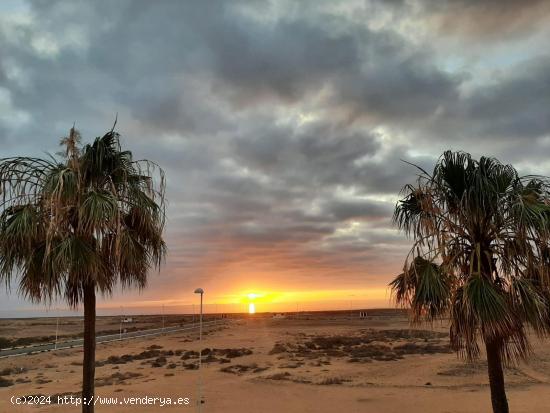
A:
421;0;550;41
207;18;361;106
0;0;549;311
322;198;392;221
457;56;550;140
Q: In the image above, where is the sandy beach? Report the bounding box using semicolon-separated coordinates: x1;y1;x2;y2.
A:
1;313;549;412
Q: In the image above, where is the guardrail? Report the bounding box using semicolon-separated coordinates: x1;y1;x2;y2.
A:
0;319;225;359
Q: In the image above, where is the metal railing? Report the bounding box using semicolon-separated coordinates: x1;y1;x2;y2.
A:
0;319;225;359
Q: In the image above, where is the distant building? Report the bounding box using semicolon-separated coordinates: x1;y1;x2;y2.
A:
122;317;133;323
272;313;286;319
359;311;368;319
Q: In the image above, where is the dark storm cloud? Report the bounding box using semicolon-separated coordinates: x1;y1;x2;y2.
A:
332;34;464;122
231;121;381;187
322;198;391;221
201;12;464;121
418;55;550;162
0;0;549;311
207;19;361;105
458;56;550;140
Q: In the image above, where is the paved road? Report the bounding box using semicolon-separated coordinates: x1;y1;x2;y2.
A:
0;320;223;359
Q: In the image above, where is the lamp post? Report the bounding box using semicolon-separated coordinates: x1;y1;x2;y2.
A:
54;309;59;350
162;304;165;333
194;288;204;412
119;306;123;341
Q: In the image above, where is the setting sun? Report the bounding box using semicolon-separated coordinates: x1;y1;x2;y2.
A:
248;303;256;314
211;288;388;313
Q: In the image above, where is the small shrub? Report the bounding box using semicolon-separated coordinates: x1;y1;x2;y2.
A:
0;377;14;387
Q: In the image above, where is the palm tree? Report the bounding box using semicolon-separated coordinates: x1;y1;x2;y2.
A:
390;151;550;413
0;126;166;413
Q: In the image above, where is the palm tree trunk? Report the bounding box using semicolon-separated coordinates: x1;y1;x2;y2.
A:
486;340;509;413
82;282;96;413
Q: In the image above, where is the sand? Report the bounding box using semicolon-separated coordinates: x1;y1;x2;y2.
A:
1;315;549;412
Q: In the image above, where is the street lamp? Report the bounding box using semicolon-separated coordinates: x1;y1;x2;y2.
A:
119;306;123;341
194;288;204;412
162;304;165;333
54;308;59;350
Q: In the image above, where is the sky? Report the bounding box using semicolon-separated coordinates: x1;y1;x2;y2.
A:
1;0;550;316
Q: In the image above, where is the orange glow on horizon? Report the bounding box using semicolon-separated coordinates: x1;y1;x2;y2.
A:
98;287;392;314
214;287;391;312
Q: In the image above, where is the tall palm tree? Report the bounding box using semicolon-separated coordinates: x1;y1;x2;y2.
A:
0;126;166;413
390;151;550;413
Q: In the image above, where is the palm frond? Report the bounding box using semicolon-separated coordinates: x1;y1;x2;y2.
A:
391;150;550;364
0;125;166;308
